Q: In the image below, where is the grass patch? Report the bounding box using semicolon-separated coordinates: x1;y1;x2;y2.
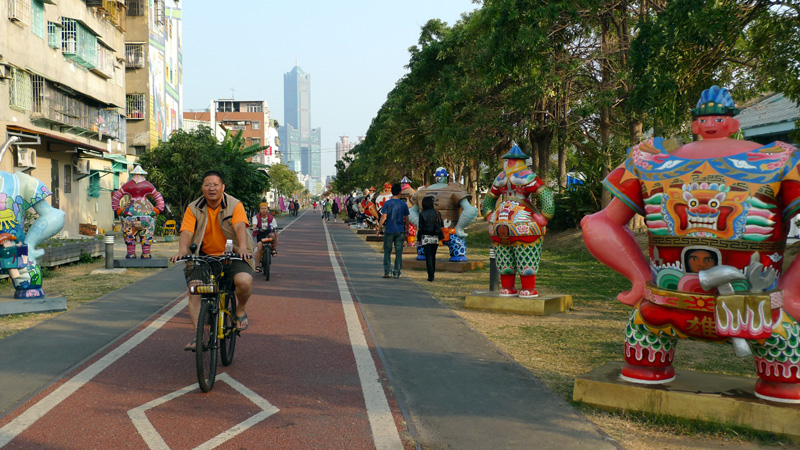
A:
389;220;797;448
0;259;161;339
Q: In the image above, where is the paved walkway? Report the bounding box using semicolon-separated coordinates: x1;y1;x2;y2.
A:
0;210;618;449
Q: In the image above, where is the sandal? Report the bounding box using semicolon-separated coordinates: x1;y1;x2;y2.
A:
235;313;249;331
255;266;262;273
271;248;277;256
184;340;196;352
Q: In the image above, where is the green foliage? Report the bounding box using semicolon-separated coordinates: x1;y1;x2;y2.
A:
138;126;270;221
79;252;94;264
268;163;304;197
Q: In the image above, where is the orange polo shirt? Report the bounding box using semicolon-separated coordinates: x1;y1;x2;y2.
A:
181;202;248;255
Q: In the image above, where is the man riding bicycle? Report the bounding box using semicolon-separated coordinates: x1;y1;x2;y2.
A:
251;202;278;273
172;170;254;350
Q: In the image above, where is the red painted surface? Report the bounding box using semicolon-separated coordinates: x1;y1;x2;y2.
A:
0;213;404;449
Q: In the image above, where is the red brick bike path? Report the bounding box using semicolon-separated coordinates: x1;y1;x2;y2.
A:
0;210;406;449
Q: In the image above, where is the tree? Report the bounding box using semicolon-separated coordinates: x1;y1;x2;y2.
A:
138;126;270;221
267;163;304;198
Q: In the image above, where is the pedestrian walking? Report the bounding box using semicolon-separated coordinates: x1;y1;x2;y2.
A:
417;195;445;282
331;199;340;222
323;199;332;222
378;183;409;279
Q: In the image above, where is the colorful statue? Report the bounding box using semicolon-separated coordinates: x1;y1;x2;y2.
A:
582;86;800;403
410;167;478;262
361;187;379;229
0;137;65;298
398;176;417;245
111;166;165;259
481;146;554;297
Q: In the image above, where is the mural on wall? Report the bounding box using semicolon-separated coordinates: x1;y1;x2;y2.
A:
149;0;182;147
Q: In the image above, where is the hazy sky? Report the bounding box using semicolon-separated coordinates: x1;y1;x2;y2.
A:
182;0;478;182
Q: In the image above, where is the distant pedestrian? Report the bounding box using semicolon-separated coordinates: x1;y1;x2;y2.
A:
417;195;444;282
293;200;300;216
288;201;294;216
323;199;332;222
378;183;409;279
331;200;340;222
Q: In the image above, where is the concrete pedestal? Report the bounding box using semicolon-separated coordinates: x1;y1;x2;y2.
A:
356;229;375;235
465;290;572;315
0;294;67;316
402;259;484;273
366;235;383;242
574;361;800;440
114;258;169;268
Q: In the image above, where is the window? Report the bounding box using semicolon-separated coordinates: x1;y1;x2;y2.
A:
126;94;145;119
154;0;165;25
125;43;145;69
126;0;143;16
252;121;261;130
8;0;31;25
31;0;43;38
9;67;32;111
64;164;72;194
246;103;262;112
31;74;43;115
92;45;114;78
217;101;234;112
47;21;61;48
88;171;100;198
61;18;98;69
251;138;261;145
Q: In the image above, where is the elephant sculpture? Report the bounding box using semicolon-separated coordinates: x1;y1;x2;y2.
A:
0;137;65;298
410;167;478;262
111;165;164;259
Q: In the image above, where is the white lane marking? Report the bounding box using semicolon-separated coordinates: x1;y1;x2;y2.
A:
0;298;189;448
323;222;403;450
128;373;279;450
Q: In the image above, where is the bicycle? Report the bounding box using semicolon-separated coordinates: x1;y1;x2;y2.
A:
181;242;241;392
259;236;274;281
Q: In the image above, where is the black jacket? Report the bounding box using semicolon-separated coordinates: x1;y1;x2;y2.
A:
418;209;444;240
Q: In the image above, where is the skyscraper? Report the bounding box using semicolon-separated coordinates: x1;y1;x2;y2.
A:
280;64;321;191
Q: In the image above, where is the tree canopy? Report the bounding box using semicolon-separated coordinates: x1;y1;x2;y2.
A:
138;126;270;220
336;0;798;224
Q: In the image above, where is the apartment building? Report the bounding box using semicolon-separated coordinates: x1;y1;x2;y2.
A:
124;0;182;155
1;0;131;237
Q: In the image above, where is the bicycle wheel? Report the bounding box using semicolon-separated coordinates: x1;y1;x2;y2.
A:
263;250;271;281
196;300;218;392
220;290;237;366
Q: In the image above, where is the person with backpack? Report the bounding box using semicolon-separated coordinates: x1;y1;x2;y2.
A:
417;195;445;281
251;202;278;272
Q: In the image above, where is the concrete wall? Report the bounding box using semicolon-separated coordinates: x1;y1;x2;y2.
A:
0;0;129;238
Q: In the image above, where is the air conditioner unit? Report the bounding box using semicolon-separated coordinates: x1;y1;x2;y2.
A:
16;148;36;168
74;159;90;175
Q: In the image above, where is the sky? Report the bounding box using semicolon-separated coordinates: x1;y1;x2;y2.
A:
182;0;479;183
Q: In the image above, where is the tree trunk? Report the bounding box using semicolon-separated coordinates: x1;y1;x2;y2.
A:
599;14;613;208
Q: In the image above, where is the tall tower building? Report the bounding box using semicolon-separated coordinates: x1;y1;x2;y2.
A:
280;64;321;191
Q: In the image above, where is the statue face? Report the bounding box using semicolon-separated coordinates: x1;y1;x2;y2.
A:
686;249;716;273
691;115;739;140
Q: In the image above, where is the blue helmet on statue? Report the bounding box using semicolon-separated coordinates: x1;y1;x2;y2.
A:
434;167;449;182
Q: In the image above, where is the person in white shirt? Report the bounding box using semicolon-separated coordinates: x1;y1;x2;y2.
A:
251;203;278;272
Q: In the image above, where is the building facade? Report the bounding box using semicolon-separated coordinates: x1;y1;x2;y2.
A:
1;0;132;237
124;0;182;155
280;64;321;193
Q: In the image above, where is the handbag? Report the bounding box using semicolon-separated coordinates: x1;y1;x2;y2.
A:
420;235;439;246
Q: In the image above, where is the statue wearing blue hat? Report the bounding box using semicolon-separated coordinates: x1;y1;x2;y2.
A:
481;144;554;298
582;85;800;403
409;167;478;261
